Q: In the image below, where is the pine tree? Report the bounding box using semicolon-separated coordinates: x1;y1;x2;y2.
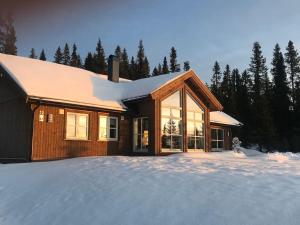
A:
152;67;159;76
62;43;71;65
271;44;291;146
170;47;180;72
120;48;130;79
157;63;162;75
162;57;169;74
183;61;190;71
84;52;94;71
3;13;17;55
220;65;231;112
54;46;63;64
210;61;222;99
29;48;37;59
76;54;82;68
39;49;46;61
114;45;122;60
129;56;136;80
136;40;149;78
94;38;106;74
249;42;275;149
70;44;79;67
285;40;300;106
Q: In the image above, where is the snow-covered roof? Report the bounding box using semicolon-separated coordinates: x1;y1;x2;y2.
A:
0;54;187;111
210;111;242;126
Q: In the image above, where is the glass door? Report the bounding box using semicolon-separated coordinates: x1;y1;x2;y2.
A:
133;117;149;152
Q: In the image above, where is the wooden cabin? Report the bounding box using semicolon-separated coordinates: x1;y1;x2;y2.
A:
0;54;242;162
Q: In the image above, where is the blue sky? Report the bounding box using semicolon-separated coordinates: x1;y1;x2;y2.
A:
14;0;300;83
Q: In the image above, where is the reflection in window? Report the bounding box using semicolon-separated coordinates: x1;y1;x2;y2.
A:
66;113;89;140
211;128;224;150
186;93;205;151
161;91;183;152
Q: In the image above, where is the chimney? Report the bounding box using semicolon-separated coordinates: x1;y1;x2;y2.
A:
108;55;119;82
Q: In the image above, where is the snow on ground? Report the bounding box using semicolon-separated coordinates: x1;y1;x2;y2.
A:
1;150;300;225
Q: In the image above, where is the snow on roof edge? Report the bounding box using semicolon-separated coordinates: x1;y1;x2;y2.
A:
210;111;243;126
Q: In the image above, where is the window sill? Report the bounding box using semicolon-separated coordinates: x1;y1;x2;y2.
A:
98;139;118;142
65;139;91;141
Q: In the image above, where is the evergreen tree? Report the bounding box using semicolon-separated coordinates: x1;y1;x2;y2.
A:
39;49;46;61
249;42;275;149
183;61;190;71
285;40;300;106
162;57;169;74
220;65;232;112
94;38;106;74
210;61;222;99
271;44;291;146
129;56;137;80
136;40;149;78
62;43;71;65
54;46;63;64
70;44;79;67
152;67;159;76
120;48;130;79
76;54;82;68
170;47;180;72
84;52;94;71
157;63;162;75
114;45;122;60
29;48;37;59
3;13;17;55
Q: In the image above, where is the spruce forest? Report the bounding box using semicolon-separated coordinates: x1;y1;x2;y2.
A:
1;14;300;152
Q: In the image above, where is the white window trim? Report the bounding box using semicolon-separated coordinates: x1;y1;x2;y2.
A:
211;128;225;150
66;112;89;141
99;115;118;141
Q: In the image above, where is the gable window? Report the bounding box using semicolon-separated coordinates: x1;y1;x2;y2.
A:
211;128;224;150
66;112;89;140
161;90;183;152
99;115;118;141
186;93;205;151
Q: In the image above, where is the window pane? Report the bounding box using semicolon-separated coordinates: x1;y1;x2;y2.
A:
66;124;76;138
161;108;171;117
211;129;217;140
67;114;76;126
196;137;204;150
195;122;204;136
186;94;203;112
172;119;182;135
110;129;117;139
218;129;224;140
162;135;171;149
78;115;87;127
161;118;172;135
195;112;203;121
77;126;87;139
212;141;218;149
187;111;194;120
187;121;194;136
188;136;195;149
100;127;107;138
110;118;117;128
100;116;107;128
66;114;76;138
172;136;182;151
162;91;181;108
171;108;181;118
218;141;224;149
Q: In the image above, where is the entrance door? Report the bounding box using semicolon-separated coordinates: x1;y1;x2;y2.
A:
133;118;149;152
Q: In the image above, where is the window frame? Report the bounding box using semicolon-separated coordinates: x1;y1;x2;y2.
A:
65;112;89;141
98;115;119;141
211;128;224;150
161;90;183;153
186;93;205;151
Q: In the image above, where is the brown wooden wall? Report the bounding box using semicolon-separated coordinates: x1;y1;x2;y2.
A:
31;104;131;161
0;71;33;162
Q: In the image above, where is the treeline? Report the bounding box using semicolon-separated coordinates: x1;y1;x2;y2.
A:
210;41;300;152
29;40;190;80
0;14;191;80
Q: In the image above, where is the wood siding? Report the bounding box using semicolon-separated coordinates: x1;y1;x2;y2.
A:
0;72;33;162
31;104;130;161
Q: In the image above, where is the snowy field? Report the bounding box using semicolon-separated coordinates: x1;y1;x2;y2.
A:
1;149;300;225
